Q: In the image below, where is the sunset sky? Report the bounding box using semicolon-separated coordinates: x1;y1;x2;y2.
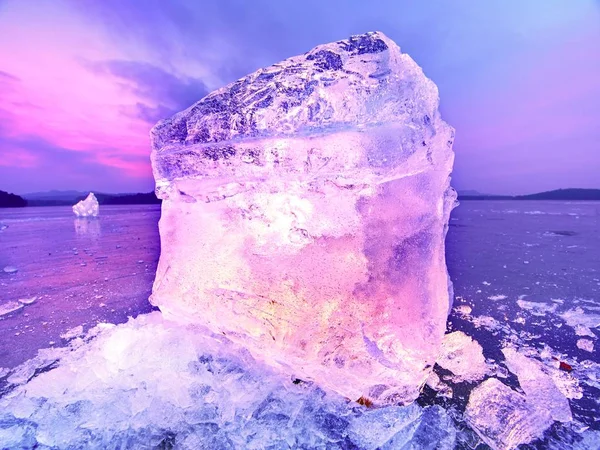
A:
0;0;599;195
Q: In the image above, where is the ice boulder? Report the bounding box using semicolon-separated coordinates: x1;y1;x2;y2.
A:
150;31;456;405
72;192;99;217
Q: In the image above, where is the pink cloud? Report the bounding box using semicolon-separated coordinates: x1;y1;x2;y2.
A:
0;1;158;181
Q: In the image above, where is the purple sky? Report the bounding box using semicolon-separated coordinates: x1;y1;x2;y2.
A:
0;0;599;195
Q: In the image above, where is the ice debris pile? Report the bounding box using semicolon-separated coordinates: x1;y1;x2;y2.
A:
150;31;456;405
0;313;457;449
72;192;99;217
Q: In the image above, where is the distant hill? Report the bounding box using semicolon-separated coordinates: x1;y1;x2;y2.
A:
24;190;87;206
23;191;161;206
91;192;161;205
459;188;600;201
0;190;27;208
515;188;600;201
457;190;487;197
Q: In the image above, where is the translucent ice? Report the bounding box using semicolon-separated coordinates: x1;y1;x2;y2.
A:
465;378;553;450
502;347;572;423
150;31;455;405
0;313;456;449
437;331;488;382
72;192;99;217
577;339;594;352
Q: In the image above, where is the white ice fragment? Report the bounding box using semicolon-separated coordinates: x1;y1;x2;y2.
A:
60;325;84;340
425;371;453;398
454;304;472;316
0;367;9;378
72;192;99;217
2;266;18;274
550;370;583;400
502;347;572;423
0;301;24;317
437;331;488;382
517;299;557;316
18;296;37;305
488;294;507;301
472;315;501;331
149;31;456;405
560;307;600;330
466;378;553;450
575;325;595;337
577;339;594;353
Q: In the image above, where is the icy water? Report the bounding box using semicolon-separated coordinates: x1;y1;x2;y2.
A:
0;201;599;449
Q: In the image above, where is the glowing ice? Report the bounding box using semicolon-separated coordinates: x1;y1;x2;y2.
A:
150;31;456;405
0;313;456;449
72;192;99;217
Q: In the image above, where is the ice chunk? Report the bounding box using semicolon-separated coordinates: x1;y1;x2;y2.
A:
0;312;455;449
425;371;453;398
0;301;24;317
517;299;557;316
404;405;456;450
72;192;99;217
465;378;553;450
2;266;18;274
471;315;501;331
454;304;472;316
560;307;600;330
18;296;37;305
437;331;488;382
60;325;84;340
502;347;572;423
574;325;595;337
150;31;455;405
346;404;422;449
577;339;594;352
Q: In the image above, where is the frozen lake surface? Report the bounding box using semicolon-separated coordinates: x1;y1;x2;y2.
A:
0;205;160;368
0;201;599;448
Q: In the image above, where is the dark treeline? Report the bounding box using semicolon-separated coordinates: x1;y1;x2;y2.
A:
459;188;600;201
90;192;161;205
17;191;161;207
0;190;27;208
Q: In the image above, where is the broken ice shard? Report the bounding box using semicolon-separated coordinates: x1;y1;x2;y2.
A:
150;31;456;405
72;192;99;217
466;378;554;450
437;331;488;383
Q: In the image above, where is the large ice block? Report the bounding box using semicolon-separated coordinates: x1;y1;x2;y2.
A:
150;31;456;405
72;192;99;217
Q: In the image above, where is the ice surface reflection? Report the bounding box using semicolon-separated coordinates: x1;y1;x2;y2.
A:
73;217;101;238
